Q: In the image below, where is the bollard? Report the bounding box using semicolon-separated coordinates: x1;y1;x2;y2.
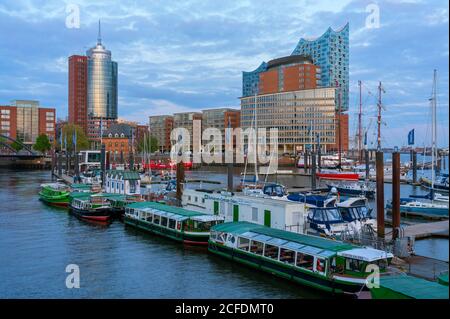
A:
376;151;385;239
412;151;417;184
365;149;370;181
311;153;317;190
176;161;185;205
100;144;106;187
392;152;401;240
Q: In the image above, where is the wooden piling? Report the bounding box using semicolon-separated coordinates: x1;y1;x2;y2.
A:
311;152;317;190
392;152;401;240
176;161;185;205
100;144;106;187
376;151;385;239
365;149;370;181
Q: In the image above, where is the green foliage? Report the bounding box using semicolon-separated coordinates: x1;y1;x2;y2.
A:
137;135;158;153
60;124;89;152
11;139;24;152
33;134;52;153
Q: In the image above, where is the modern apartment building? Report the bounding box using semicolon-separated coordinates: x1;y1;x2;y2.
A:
68;55;88;133
0;100;56;145
149;115;174;153
173;112;202;152
202;108;240;150
240;88;339;153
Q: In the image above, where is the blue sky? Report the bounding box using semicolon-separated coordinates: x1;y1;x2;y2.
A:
0;0;448;147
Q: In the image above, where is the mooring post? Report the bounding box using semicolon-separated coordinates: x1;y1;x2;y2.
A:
176;161;185;205
392;152;401;240
412;150;417;184
311;152;317;190
365;149;370;181
304;150;308;173
376;151;385;239
100;144;106;188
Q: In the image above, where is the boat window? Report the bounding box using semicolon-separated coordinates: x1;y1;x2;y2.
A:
314;210;325;222
141;212;147;220
360;206;370;218
279;248;295;265
146;213;153;222
296;253;314;271
326;209;342;222
252;207;258;221
196;221;213;232
264;244;279;259
237;237;250;251
216;232;226;243
345;258;364;272
161;216;168;227
168;219;176;229
249;240;264;255
340;208;352;221
153;214;160;225
315;258;326;274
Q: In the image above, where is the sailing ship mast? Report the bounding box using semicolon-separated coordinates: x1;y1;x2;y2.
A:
358;80;363;162
431;69;438;193
254;93;259;184
376;81;385;151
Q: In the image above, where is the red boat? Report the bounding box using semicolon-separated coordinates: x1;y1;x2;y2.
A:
316;170;359;181
142;161;192;170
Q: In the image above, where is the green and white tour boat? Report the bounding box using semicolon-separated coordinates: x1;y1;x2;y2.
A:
124;201;224;245
208;221;394;295
39;183;71;207
69;192;122;222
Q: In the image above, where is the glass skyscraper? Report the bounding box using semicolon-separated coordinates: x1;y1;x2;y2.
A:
86;24;118;120
242;23;349;111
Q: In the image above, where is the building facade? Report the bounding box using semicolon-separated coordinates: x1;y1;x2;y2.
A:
173;112;202;152
202;108;240;150
149;115;174;153
102;123;132;162
68;55;88;133
243;24;349;111
68;22;118;148
240;88;338;153
0;100;55;145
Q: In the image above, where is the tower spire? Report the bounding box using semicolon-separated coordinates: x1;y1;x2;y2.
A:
97;20;102;45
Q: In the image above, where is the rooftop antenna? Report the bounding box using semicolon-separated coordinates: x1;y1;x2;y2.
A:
97;20;102;45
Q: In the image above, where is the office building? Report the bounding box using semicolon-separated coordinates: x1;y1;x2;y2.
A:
149;115;174;153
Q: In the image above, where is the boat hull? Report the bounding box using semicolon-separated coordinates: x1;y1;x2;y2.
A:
326;185;375;199
386;204;449;218
124;216;209;245
38;192;70;207
208;241;364;295
316;173;359;181
69;207;112;222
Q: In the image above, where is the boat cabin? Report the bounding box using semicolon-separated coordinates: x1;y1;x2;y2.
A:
209;222;393;294
105;170;141;195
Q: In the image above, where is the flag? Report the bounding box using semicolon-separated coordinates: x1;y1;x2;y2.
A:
408;129;415;146
72;129;77;150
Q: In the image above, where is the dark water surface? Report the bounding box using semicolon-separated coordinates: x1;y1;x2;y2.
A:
0;169;325;298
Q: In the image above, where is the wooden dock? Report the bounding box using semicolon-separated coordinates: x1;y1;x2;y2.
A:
387;220;449;240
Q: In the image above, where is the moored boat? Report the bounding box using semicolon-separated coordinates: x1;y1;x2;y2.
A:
316;170;359;181
208;221;393;295
386;198;449;218
39;183;71;207
326;181;375;199
124;201;224;245
69;193;114;222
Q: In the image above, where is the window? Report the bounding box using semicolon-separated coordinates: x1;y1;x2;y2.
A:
346;258;364;272
316;258;326;273
237;237;250;251
249;241;264;255
251;207;258;221
161;216;168;227
168;219;176;229
264;244;279;260
296;253;314;271
153;214;160;225
279;248;295;264
145;213;153;223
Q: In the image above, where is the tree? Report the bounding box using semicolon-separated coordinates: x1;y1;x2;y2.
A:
11;139;24;152
33;134;52;154
59;124;89;152
137;135;159;153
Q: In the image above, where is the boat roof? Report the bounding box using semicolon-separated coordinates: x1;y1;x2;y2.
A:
127;201;208;218
106;170;140;180
212;222;354;252
379;275;449;299
70;183;92;189
337;248;393;262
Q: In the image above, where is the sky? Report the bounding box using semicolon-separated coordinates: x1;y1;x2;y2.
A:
0;0;448;147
